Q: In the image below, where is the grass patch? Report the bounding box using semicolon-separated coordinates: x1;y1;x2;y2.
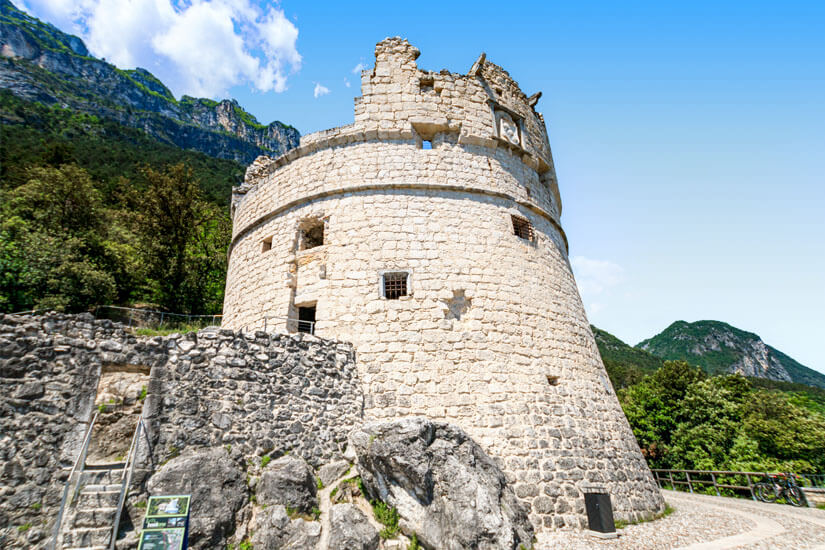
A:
614;503;674;529
17;523;32;533
817;503;825;511
316;476;324;490
371;500;400;539
260;455;271;468
408;533;422;550
134;324;203;337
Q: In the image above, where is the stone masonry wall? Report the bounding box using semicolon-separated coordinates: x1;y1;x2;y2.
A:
223;38;665;531
0;312;362;549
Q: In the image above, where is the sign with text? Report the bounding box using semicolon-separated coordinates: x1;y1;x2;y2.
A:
138;495;191;550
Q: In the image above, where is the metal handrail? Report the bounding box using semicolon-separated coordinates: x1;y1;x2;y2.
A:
50;412;99;550
650;468;819;500
109;416;147;550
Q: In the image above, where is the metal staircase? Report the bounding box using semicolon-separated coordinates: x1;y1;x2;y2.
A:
51;413;148;550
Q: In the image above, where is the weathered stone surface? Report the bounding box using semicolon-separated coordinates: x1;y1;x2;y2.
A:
318;459;351;487
258;455;318;513
351;418;534;550
221;37;666;531
251;505;321;550
146;447;247;550
327;503;379;550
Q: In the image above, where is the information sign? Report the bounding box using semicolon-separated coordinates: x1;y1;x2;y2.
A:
138;495;191;550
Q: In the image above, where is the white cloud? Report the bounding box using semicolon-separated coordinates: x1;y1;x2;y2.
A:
352;62;366;74
344;78;351;88
570;256;624;297
313;82;330;98
22;0;301;98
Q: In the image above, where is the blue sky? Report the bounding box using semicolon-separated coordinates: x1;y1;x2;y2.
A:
20;0;825;373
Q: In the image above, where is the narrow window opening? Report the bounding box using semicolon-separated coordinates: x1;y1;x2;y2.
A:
421;140;432;150
420;77;434;92
300;221;324;250
297;305;316;334
262;236;273;252
511;215;534;241
383;272;408;300
546;375;559;386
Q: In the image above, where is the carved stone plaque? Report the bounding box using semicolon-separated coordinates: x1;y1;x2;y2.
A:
497;111;521;146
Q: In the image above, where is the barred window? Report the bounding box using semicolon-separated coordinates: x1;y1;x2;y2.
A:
382;272;408;300
511;215;534;240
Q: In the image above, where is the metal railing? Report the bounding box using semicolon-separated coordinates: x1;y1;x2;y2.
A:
94;305;222;330
109;416;149;550
651;468;824;500
238;315;316;335
50;412;99;550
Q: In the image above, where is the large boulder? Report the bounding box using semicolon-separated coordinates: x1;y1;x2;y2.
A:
258;455;318;512
251;505;321;550
350;418;534;550
146;447;248;549
327;503;379;550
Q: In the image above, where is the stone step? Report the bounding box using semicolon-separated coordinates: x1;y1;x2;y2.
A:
83;484;123;493
80;468;125;486
69;507;117;528
76;490;121;509
61;527;111;548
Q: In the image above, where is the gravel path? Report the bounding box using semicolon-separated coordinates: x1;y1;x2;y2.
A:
534;489;825;550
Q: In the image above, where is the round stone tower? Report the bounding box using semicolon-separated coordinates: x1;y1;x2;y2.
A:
223;38;664;531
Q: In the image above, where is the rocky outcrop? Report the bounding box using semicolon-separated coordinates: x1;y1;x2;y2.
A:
146;448;248;549
251;505;321;550
327;504;379;550
258;455;318;513
351;418;534;550
0;0;300;163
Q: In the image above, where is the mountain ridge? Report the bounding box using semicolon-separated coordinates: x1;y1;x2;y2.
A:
636;320;825;389
0;0;299;164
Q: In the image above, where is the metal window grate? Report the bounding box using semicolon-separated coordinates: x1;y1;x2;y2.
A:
383;272;408;299
511;215;534;240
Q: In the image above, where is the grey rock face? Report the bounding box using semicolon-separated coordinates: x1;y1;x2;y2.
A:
327;503;379;550
351;418;534;550
251;505;321;550
146;448;248;550
258;455;318;513
318;460;351;487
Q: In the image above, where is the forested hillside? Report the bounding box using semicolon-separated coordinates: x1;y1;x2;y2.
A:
0;89;239;314
594;326;825;473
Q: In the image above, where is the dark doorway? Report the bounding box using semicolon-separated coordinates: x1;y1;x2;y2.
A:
297;305;316;334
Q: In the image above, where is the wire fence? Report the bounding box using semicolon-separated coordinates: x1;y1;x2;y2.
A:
93;306;222;331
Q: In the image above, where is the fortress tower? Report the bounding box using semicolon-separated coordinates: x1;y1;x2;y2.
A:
223;38;664;530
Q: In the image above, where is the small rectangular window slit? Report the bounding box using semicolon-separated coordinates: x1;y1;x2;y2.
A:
511;215;534;240
421;140;432;150
262;236;273;252
546;375;559;386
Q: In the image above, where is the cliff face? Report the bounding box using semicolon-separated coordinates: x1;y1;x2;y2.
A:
0;0;299;164
637;320;825;388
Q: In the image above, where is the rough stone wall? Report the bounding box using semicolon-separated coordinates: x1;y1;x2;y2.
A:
223;37;665;530
0;313;362;548
146;328;361;466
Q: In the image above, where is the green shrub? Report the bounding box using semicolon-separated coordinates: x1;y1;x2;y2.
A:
371;500;400;538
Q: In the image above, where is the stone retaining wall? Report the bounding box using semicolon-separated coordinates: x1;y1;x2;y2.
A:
0;312;362;548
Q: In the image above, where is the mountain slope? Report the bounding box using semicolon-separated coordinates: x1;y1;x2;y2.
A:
637;320;825;389
0;0;299;163
591;326;665;389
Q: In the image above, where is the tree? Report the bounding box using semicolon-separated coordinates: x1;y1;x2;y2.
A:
136;163;228;313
